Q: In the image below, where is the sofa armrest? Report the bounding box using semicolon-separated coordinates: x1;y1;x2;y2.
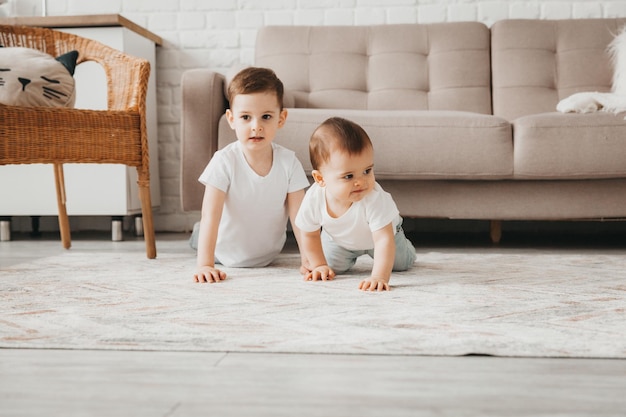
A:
180;69;227;211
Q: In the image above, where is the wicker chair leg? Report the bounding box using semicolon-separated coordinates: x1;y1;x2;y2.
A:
53;164;71;249
137;173;156;259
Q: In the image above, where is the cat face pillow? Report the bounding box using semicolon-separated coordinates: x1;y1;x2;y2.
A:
0;47;78;108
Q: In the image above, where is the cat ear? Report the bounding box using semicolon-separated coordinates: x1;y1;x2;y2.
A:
56;50;78;76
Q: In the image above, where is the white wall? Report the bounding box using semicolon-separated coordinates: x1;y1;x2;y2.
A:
12;0;626;232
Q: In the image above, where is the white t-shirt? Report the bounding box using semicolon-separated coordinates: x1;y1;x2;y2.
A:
199;141;309;267
295;182;400;251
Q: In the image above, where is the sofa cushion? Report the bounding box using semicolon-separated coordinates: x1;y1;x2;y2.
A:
218;108;513;180
255;23;492;114
513;112;626;179
492;18;626;121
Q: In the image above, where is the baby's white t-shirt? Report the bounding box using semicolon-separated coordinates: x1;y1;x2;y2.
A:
199;141;309;267
295;182;400;251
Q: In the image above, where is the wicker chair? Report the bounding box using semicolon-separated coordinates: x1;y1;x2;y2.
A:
0;25;156;259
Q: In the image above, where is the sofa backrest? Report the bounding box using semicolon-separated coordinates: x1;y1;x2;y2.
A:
491;18;626;121
255;22;492;114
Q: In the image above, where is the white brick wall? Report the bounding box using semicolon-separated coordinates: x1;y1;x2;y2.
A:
12;0;626;232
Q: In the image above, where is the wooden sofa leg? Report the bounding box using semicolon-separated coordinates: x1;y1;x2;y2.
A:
490;220;502;244
53;164;71;249
137;174;157;259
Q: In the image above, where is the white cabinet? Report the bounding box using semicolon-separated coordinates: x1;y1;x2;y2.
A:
0;15;161;237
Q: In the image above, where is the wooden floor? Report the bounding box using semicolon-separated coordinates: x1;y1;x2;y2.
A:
2;227;626;416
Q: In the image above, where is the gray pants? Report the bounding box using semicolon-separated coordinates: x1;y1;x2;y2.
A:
321;222;416;274
189;221;200;250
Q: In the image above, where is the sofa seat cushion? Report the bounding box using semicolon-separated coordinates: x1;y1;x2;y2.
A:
513;112;626;179
218;108;513;180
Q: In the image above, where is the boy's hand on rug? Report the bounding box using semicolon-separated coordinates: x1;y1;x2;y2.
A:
359;277;390;292
194;266;227;283
304;265;336;282
299;256;312;275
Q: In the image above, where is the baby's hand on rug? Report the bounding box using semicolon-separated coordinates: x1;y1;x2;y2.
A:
304;265;335;282
359;277;390;292
194;266;227;283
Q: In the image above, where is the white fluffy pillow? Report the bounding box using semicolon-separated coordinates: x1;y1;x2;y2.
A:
0;47;78;108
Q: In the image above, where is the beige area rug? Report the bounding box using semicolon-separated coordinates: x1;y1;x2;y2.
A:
1;250;625;358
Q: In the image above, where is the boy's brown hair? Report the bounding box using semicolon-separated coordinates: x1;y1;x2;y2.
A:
309;117;373;170
227;67;284;109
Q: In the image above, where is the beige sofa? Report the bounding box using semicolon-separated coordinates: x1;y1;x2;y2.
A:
181;18;626;242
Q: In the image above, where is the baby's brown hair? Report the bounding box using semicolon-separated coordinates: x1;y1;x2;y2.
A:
227;67;284;109
309;117;373;170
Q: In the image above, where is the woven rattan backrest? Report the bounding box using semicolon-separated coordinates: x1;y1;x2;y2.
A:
0;24;149;111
